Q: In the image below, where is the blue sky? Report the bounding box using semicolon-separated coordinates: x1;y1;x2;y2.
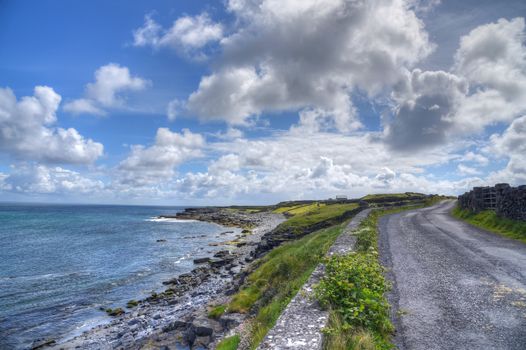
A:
1;0;525;205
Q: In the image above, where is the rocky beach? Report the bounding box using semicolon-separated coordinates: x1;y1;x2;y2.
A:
44;208;285;350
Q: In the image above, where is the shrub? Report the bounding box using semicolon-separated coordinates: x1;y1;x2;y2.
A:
316;253;391;334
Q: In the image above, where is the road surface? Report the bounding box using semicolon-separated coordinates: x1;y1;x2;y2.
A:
379;200;526;350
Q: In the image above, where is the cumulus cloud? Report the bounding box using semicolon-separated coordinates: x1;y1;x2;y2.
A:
186;0;433;128
458;151;489;166
164;127;471;200
116;128;205;187
64;63;149;115
486;115;526;184
385;69;468;150
133;13;223;58
0;86;103;164
3;164;104;194
375;167;397;182
385;17;526;150
457;163;481;176
454;17;526;132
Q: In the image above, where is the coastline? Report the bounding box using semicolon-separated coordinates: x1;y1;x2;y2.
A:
46;208;285;350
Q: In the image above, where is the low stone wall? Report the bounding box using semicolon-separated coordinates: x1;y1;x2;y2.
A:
458;183;526;221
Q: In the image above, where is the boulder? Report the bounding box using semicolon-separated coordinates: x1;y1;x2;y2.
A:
193;257;211;264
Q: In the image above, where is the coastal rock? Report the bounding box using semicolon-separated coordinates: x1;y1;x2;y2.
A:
213;250;231;258
219;313;244;330
193;257;211;264
210;258;234;268
31;338;56;349
163;320;190;333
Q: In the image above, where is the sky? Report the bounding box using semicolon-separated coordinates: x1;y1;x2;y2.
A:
1;0;526;205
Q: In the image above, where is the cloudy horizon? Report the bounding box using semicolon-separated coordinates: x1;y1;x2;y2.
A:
1;0;526;205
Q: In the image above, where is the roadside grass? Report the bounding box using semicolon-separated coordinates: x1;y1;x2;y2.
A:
275;203;359;235
452;207;526;244
227;224;346;349
315;202;445;350
216;335;241;350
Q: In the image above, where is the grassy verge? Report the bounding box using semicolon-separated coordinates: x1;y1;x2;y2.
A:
227;223;347;349
452;207;526;244
216;335;241;350
315;202;444;350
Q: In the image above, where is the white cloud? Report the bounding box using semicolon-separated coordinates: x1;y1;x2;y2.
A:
385;17;526;150
385;68;468;150
486;115;526;184
457;163;481;176
116;128;205;187
186;0;433;127
3;164;104;194
458;151;489;166
166;99;184;121
165;127;470;201
133;13;223;58
0;86;103;164
375;167;397;182
64;63;149;115
454;17;526;131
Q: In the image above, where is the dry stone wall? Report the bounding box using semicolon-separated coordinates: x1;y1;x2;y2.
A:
458;183;526;221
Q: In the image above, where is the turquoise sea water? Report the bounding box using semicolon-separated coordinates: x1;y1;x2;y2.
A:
0;203;236;349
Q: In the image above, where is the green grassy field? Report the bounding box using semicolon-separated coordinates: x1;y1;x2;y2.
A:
274;203;359;235
452;207;526;244
360;192;425;200
227;224;346;349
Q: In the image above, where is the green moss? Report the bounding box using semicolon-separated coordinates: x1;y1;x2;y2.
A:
216;335;240;350
126;300;139;308
228;224;345;348
452;207;526;244
105;307;124;316
208;304;227;319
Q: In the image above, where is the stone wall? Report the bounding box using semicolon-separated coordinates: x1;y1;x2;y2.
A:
458;183;526;221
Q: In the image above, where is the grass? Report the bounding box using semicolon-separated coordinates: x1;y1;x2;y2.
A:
360;192;425;200
216;335;241;350
208;304;227;319
315;201;447;350
227;223;347;349
452;207;526;244
275;203;359;235
316;208;397;350
286;202;326;216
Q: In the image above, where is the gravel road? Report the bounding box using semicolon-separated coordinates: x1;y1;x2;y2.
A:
379;200;526;350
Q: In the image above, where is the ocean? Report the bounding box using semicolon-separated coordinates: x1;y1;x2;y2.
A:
0;203;238;349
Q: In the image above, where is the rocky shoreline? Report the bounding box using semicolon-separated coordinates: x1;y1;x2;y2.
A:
45;208;285;350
